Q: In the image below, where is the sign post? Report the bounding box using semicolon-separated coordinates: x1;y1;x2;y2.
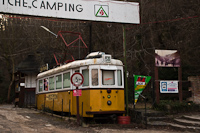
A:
155;50;182;103
71;72;84;125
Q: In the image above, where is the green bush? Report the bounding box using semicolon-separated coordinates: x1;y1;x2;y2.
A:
153;100;200;114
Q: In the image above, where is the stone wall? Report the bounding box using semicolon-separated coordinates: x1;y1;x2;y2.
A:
188;76;200;104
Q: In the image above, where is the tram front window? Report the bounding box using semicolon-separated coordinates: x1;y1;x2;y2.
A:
102;70;115;85
117;70;122;86
92;69;98;86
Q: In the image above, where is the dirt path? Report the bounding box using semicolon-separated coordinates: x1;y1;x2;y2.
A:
0;105;80;133
0;104;176;133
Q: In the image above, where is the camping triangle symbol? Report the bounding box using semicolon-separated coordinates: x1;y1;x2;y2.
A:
95;6;108;17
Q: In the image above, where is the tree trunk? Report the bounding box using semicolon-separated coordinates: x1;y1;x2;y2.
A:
7;58;15;103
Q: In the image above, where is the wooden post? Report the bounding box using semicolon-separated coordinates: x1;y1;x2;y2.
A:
178;67;183;102
155;66;159;104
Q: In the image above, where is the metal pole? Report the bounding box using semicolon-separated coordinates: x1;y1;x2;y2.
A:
145;98;147;129
52;99;54;116
43;97;45;112
89;22;92;53
133;75;135;109
61;99;63;118
123;24;128;115
79;35;80;59
82;102;83;125
76;87;80;125
40;26;58;38
69;99;71;121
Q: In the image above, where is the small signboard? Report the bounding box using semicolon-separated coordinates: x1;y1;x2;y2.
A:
73;90;82;96
160;81;178;93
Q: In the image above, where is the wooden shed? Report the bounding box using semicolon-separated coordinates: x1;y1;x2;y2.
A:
14;55;40;107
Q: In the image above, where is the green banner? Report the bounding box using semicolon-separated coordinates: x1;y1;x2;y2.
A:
134;75;151;104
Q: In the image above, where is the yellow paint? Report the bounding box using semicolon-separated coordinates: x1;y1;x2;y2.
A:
90;90;125;112
46;93;58;101
36;89;125;117
135;85;146;90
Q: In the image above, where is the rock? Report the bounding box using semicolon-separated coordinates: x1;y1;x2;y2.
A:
45;124;52;127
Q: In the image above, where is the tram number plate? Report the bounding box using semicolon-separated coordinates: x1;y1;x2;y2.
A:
46;93;58;101
73;90;82;96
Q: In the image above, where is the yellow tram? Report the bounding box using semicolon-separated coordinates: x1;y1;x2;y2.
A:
36;52;125;117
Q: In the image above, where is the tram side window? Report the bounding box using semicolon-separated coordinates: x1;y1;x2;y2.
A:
44;78;49;91
102;70;115;85
39;80;43;92
49;77;55;90
56;75;62;89
82;69;89;86
63;72;70;88
92;69;98;86
117;70;122;86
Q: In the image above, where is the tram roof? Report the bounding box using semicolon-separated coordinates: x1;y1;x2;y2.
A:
37;57;123;79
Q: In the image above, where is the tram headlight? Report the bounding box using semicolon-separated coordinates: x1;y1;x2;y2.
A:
107;89;111;93
107;100;112;105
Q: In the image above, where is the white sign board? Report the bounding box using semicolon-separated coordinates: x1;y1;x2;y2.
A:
0;0;140;24
20;83;25;87
160;81;179;93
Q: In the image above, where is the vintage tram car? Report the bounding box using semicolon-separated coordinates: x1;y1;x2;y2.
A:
36;52;125;117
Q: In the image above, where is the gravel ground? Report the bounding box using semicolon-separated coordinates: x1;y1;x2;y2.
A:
0;104;178;133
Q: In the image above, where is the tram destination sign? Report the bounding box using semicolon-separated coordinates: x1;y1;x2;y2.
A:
0;0;140;24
